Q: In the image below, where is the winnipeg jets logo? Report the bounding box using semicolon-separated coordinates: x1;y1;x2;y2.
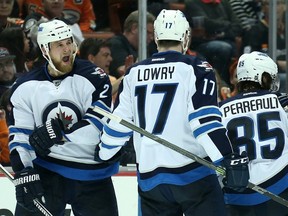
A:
197;61;213;72
92;67;107;78
43;101;81;130
57;107;73;130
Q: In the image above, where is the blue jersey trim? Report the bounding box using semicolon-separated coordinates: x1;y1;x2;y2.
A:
224;174;288;205
9;127;33;135
93;101;110;111
193;122;222;138
189;107;222;121
33;158;119;181
138;165;215;191
104;125;133;138
84;116;103;131
102;142;121;149
9;142;33;151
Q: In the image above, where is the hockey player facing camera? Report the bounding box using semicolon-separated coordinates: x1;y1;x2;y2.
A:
9;19;119;215
219;51;288;216
94;9;249;216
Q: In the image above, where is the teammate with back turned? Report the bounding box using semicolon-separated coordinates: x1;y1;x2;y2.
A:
219;51;288;216
8;19;119;215
94;9;249;216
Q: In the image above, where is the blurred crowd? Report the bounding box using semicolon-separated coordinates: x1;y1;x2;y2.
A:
0;0;286;166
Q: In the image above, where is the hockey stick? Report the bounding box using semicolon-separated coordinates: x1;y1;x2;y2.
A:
94;106;288;207
0;164;53;216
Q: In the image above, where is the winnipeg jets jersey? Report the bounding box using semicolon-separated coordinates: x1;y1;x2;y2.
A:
98;51;233;191
9;58;118;180
219;90;288;205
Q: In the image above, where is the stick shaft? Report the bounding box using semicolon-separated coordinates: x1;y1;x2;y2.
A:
95;106;288;207
0;164;53;216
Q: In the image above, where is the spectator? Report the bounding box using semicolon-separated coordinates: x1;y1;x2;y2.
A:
0;107;9;165
61;0;96;32
9;19;118;215
229;0;262;32
108;10;155;78
95;9;249;216
79;38;124;101
0;88;12;166
18;0;96;32
242;0;286;72
19;0;84;45
219;51;288;216
21;12;48;71
0;0;23;33
0;27;30;74
0;47;17;97
184;0;242;86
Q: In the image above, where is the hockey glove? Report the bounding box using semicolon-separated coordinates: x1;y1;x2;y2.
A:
29;118;64;157
94;144;122;164
221;153;249;192
14;167;45;212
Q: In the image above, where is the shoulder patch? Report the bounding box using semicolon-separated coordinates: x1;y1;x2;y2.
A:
197;61;213;72
91;67;107;78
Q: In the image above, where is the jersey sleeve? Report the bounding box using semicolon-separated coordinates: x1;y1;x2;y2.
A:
188;59;233;162
64;66;113;144
97;72;133;160
9;85;37;172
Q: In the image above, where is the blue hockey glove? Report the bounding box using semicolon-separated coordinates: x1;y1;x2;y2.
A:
29;118;64;157
94;144;122;164
14;167;46;212
221;153;249;192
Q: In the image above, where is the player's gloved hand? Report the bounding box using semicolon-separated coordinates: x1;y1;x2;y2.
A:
221;153;249;192
14;167;45;212
94;144;122;164
29;118;64;157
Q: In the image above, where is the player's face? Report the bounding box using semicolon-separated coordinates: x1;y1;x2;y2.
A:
49;38;75;74
92;47;112;74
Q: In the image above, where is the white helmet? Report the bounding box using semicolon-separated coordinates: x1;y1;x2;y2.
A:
154;9;190;53
237;51;278;86
37;19;77;72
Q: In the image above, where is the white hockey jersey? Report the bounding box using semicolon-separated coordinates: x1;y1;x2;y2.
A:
219;90;288;205
9;58;118;180
98;50;233;191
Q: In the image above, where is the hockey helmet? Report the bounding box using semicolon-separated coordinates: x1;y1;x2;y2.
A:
237;51;278;85
154;9;190;53
37;19;77;73
37;19;74;49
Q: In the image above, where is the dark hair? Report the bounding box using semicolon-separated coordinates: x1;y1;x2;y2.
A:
123;10;155;32
0;27;26;73
79;38;110;60
237;72;273;92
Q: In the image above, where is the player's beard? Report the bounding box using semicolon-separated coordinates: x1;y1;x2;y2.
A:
51;55;74;75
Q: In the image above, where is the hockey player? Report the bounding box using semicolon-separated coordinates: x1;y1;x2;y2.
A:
9;19;119;215
95;9;249;216
219;51;288;216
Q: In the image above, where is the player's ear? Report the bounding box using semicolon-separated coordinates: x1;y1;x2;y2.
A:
87;54;95;63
